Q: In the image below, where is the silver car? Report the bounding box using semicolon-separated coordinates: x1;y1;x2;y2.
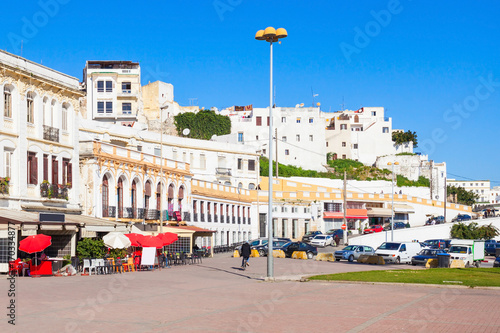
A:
334;245;375;262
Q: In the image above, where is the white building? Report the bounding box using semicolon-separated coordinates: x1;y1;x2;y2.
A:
323;107;411;165
491;186;500;204
0;50;84;268
224;106;327;172
82;61;142;126
447;179;491;204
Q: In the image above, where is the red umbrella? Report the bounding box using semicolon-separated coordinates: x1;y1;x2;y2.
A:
157;232;178;246
19;234;52;254
138;236;164;249
124;233;145;247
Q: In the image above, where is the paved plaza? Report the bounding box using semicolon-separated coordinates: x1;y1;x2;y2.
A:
2;254;500;332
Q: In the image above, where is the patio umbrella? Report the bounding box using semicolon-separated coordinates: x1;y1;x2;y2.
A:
124;233;145;247
138;236;164;249
103;232;132;249
19;234;52;254
157;232;178;246
19;234;52;271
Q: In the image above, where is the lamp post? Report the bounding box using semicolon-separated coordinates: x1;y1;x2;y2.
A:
159;104;169;234
255;27;287;279
387;162;399;241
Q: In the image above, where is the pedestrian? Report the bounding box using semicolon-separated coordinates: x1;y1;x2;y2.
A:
334;234;340;247
240;241;251;269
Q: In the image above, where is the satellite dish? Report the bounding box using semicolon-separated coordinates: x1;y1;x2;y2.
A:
182;128;190;136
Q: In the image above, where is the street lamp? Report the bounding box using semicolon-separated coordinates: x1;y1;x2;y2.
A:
159;104;169;234
387;162;399;241
255;26;287;279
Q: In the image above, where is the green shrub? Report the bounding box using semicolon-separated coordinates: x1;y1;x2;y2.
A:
77;238;105;260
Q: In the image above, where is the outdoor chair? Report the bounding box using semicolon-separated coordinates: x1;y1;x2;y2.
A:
103;258;112;274
134;256;141;271
95;259;106;274
114;258;124;273
8;261;20;277
193;252;203;264
82;259;97;275
123;257;135;272
71;257;80;273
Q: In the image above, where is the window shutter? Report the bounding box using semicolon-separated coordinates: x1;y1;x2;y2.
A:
33;156;38;185
43;155;48;181
52;159;58;185
68;163;72;185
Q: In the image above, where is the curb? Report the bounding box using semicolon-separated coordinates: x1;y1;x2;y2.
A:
306;279;500;290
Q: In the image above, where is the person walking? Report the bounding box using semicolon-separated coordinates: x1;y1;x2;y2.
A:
240;242;251;269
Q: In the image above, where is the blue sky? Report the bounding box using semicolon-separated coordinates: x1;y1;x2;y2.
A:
1;0;499;185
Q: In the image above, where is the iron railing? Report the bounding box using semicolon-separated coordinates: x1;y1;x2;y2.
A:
43;125;59;142
40;183;68;200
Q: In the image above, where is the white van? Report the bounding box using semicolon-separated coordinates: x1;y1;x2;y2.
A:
375;242;422;264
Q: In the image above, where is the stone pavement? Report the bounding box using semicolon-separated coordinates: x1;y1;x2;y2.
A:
2;254;500;332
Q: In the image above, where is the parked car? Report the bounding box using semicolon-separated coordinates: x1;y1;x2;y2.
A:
384;222;407;231
279;242;318;259
253;240;289;257
375;242;423;264
411;248;447;266
452;214;472;222
235;238;269;255
494;256;500;267
424;239;451;250
325;229;344;238
485;242;500;256
334;245;375;262
363;225;384;234
310;234;334;247
425;215;445;225
302;231;322;243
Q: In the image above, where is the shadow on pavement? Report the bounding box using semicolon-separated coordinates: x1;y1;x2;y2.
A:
197;264;265;281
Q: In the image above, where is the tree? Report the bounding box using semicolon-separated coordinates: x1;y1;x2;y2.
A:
76;238;105;260
447;185;478;206
392;130;418;148
450;222;499;240
174;109;231;140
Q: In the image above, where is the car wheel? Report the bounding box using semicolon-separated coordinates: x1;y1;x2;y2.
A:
348;254;354;262
412;262;416;266
465;262;470;268
307;252;314;259
258;250;265;257
474;261;481;268
395;256;400;264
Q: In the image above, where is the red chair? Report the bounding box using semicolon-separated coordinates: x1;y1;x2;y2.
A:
8;261;20;277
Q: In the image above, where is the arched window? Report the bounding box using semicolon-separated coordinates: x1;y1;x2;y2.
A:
168;184;175;219
102;175;109;217
117;178;123;218
62;103;69;131
354;115;359;123
42;97;48;126
3;86;12;118
156;182;161;212
131;180;137;218
178;186;184;218
144;181;151;214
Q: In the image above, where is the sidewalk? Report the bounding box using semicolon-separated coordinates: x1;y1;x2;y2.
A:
2;254;499;332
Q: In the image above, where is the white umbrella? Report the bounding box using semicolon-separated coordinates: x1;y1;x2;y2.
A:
103;232;132;249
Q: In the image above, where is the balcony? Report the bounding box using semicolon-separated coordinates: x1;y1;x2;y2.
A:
216;168;232;176
232;216;235;224
43;125;59;143
220;215;224;223
0;177;9;195
226;216;230;223
145;209;159;220
103;206;116;218
201;213;205;222
40;182;68;200
208;214;212;222
238;217;241;224
193;213;198;222
183;212;191;222
248;218;251;225
243;217;246;224
214;214;218;223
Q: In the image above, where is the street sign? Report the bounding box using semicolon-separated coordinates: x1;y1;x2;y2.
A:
341;224;347;230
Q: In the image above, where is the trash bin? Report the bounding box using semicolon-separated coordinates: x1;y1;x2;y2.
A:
437;253;450;268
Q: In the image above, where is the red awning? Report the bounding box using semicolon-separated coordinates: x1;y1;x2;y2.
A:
324;209;368;219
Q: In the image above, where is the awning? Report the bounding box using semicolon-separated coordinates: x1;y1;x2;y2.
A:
393;204;415;214
323;210;368;219
367;207;393;217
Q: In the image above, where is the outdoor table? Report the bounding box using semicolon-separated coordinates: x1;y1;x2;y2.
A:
30;260;53;276
48;258;64;273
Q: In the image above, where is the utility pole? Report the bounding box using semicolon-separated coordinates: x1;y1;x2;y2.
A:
275;128;278;178
444;177;447;222
429;162;433;200
343;170;347;245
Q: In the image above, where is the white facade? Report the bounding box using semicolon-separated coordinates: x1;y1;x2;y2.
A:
323;107;407;165
491;186;500;204
447;179;491;203
225;106;327;172
83;61;142;125
0;49;83;212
